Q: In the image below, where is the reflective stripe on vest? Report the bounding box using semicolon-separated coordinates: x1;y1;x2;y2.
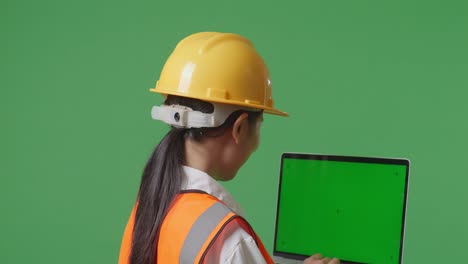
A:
118;191;274;264
179;202;231;263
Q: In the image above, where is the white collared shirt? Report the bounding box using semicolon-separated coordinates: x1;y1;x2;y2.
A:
181;166;268;264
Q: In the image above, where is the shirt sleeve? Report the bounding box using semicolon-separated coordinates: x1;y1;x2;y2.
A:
203;219;268;264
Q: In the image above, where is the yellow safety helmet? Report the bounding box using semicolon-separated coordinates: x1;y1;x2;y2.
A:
150;32;288;128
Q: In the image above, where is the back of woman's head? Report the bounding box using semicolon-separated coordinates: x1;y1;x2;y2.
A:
129;95;261;264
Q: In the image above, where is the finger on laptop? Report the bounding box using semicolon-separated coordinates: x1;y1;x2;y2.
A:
307;253;323;260
303;255;341;264
304;254;322;263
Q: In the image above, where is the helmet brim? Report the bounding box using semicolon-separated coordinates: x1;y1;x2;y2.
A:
150;88;289;117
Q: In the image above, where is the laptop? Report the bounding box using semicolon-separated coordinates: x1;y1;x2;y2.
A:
273;153;410;264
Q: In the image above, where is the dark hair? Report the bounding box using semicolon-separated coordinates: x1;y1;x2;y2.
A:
129;95;262;264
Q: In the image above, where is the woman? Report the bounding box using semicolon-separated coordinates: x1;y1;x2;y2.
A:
119;32;340;264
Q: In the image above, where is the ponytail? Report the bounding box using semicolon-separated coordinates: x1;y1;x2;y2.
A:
129;128;186;264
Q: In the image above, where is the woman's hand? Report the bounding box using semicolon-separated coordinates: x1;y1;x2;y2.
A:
303;254;340;264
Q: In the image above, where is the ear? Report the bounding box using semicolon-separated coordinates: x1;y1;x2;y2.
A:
231;113;249;144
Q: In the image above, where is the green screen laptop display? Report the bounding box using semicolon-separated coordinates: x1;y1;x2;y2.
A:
274;153;409;264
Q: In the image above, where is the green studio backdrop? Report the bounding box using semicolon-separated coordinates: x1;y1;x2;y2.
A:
1;0;467;263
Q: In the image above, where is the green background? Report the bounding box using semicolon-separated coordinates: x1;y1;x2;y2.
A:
2;0;467;263
276;158;407;263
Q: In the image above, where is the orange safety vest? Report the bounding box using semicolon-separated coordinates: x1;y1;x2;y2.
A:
119;191;274;264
